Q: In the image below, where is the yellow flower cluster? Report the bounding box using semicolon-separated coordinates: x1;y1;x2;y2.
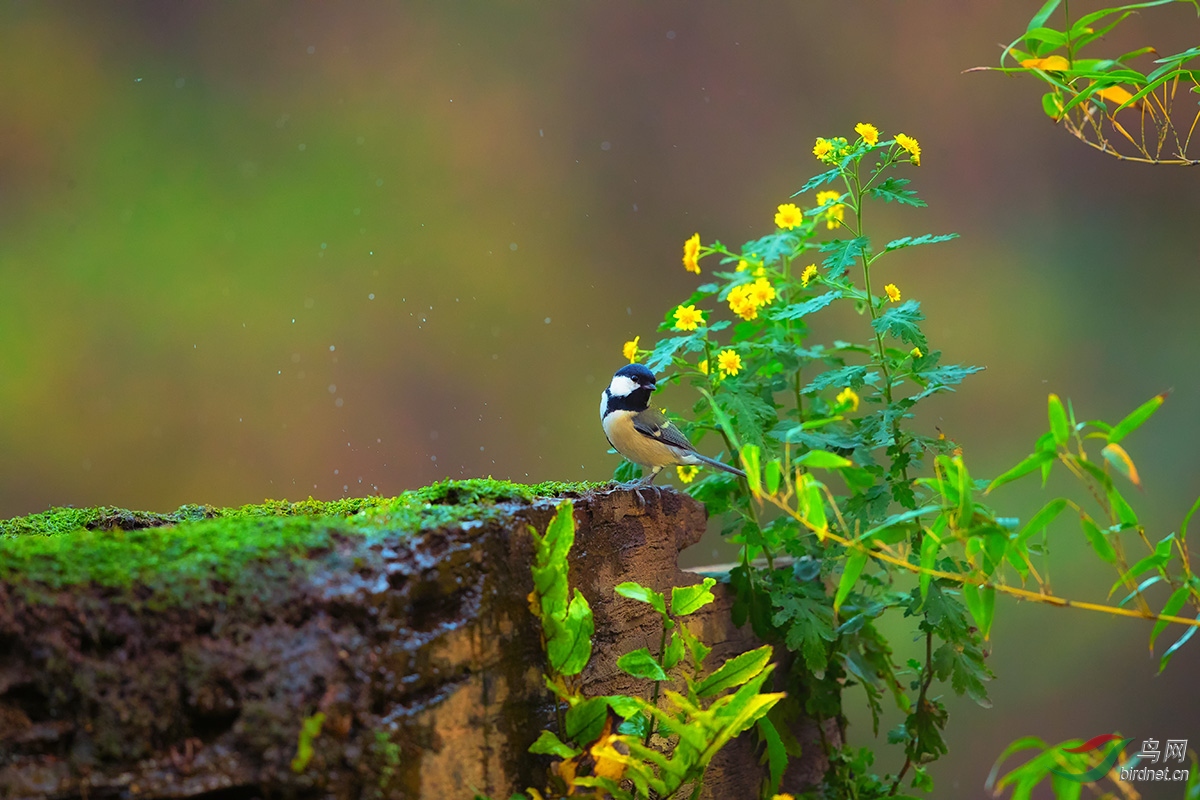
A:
812;136;849;163
728;277;777;321
815;190;844;230
895;133;921;166
622;336;640;363
836;387;860;412
800;263;819;287
682;232;701;274
774;203;803;230
673;304;704;331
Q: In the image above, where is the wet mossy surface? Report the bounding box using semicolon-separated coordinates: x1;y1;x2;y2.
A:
0;478;604;604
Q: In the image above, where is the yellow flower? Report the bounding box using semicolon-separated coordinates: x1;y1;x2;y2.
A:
910;347;923;358
854;122;880;146
774;203;803;231
682;232;702;274
698;359;708;375
884;283;901;303
815;190;845;230
677;465;700;483
772;795;796;800
836;387;860;412
622;336;640;363
727;284;760;321
895;133;921;166
753;265;766;278
813;137;834;160
816;190;840;207
750;277;777;306
736;259;749;272
800;264;818;287
673;304;704;331
717;349;742;377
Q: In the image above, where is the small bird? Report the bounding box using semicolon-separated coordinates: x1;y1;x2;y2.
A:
600;363;746;484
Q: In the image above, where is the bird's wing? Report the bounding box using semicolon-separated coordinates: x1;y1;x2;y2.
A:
631;407;697;453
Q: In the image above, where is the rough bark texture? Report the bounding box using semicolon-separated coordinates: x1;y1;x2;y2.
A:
0;487;831;799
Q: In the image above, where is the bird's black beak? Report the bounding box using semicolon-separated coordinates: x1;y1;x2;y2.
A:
644;383;657;392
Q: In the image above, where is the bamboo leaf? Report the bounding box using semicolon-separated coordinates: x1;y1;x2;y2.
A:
1079;515;1117;564
1048;394;1069;446
1150;584;1191;652
987;450;1055;493
834;550;869;617
1108;392;1166;443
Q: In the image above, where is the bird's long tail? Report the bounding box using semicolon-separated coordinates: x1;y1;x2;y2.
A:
689;452;747;478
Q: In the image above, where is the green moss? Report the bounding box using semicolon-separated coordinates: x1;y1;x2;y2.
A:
0;478;606;599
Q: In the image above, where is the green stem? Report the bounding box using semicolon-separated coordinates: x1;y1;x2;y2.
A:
889;629;935;795
644;620;669;747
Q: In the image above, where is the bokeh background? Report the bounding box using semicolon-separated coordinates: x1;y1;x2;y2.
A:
3;1;1199;796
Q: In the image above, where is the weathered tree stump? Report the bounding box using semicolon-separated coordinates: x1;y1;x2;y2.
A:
0;482;831;799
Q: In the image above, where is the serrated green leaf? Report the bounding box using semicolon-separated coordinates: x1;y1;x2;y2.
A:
793;167;842;196
695;645;772;698
671;577;717;616
820;237;869;279
834;550;868;616
615;581;667;615
884;233;960;251
528;729;580;758
617;648;668;681
802;364;878;394
870;300;927;349
770;290;842;321
1048;394;1069;446
868;177;926;207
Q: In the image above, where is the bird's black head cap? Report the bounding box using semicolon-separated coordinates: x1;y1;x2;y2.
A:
614;363;656;389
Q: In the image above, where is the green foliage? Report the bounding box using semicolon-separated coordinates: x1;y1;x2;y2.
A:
0;478;603;606
520;502;784;800
976;0;1200;164
620;122;1200;797
290;712;326;773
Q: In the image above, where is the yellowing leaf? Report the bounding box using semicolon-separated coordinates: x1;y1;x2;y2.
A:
1102;442;1142;488
1095;85;1135;106
1021;55;1071;71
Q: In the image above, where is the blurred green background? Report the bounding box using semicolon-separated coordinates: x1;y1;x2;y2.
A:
2;1;1199;796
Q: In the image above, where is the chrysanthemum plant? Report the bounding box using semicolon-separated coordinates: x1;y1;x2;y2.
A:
620;124;1200;797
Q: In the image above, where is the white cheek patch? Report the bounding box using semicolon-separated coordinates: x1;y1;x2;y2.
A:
608;374;638;397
